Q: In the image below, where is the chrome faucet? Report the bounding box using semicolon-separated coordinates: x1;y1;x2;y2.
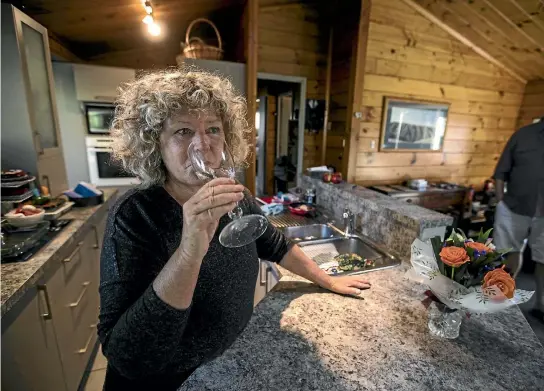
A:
343;208;355;237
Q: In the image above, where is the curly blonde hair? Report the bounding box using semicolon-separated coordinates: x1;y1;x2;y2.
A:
110;67;251;188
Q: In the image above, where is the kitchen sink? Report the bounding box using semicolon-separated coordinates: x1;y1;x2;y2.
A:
297;236;401;275
281;224;341;242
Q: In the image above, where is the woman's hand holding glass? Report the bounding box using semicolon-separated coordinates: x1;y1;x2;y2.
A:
179;178;244;263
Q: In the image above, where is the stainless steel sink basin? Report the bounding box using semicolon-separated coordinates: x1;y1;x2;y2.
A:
297;236;401;275
281;224;341;242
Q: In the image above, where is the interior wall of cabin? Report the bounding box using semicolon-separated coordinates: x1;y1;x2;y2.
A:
350;0;525;188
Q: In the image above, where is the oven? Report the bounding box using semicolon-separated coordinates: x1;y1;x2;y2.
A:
84;103;115;135
85;137;140;186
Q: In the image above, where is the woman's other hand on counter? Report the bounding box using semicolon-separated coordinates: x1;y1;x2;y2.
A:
328;275;371;297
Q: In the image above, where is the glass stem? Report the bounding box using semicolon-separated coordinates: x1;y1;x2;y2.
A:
228;202;243;220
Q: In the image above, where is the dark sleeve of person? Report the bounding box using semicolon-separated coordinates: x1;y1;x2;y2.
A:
97;201;191;380
493;132;517;182
241;190;295;263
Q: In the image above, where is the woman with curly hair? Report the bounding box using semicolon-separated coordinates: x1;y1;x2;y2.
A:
98;68;371;390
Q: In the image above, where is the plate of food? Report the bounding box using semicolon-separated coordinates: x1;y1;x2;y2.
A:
287;202;315;216
5;205;45;228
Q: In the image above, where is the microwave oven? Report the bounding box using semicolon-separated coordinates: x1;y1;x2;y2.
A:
84;103;115;135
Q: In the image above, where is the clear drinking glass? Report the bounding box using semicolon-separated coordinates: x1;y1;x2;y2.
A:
187;140;268;248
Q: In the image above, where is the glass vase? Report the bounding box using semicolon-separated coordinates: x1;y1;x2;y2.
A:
427;301;462;339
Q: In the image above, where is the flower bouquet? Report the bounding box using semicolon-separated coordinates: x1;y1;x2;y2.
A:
409;228;534;338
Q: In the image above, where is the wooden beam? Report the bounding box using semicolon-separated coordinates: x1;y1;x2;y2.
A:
48;33;81;62
321;27;333;166
402;0;527;83
343;0;371;182
245;0;258;194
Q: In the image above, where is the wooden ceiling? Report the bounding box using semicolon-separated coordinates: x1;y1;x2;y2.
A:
411;0;544;82
10;0;245;67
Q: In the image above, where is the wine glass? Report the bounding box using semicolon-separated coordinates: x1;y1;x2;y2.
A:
187;140;268;248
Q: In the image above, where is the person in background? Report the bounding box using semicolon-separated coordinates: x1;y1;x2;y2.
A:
493;117;544;322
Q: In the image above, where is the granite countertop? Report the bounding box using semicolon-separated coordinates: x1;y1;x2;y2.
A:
1;189;118;316
180;266;544;391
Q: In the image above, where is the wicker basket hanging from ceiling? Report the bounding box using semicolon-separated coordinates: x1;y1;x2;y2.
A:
177;18;223;63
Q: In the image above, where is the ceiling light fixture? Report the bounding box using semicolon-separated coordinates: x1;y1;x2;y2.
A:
143;1;153;14
142;14;153;24
148;22;161;36
140;0;161;36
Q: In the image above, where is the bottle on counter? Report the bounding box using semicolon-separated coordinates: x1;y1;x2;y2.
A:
304;188;316;204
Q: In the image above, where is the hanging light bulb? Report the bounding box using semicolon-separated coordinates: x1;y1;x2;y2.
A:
148;22;161;36
142;14;153;24
143;1;153;14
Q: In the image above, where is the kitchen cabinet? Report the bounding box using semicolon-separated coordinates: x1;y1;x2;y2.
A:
1;211;108;391
254;261;279;306
1;285;68;391
1;4;67;196
48;225;101;391
73;63;135;102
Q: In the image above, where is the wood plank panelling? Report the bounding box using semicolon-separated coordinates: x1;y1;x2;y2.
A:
353;0;525;188
326;0;361;173
517;80;544;128
258;1;327;170
411;0;544;81
258;2;326;100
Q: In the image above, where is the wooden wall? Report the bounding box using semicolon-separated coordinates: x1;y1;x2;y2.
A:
258;2;327;100
517;80;544;128
352;0;525;188
258;1;328;171
327;1;360;173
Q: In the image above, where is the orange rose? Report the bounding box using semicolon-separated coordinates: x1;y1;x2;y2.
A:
439;246;470;267
465;241;490;253
482;266;516;299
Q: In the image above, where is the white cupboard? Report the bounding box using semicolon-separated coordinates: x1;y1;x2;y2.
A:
73;64;135;102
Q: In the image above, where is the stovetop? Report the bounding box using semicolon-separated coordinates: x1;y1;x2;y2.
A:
1;219;72;263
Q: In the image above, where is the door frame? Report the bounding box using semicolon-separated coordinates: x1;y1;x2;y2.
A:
257;72;307;186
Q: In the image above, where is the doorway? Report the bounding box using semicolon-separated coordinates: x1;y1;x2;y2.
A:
255;73;306;197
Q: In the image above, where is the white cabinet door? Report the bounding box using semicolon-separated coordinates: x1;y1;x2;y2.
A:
12;6;63;159
37;153;68;196
1;285;68;391
73;64;135;102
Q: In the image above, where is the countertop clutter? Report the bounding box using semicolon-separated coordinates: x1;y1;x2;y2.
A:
180;266;544;391
1;188;118;316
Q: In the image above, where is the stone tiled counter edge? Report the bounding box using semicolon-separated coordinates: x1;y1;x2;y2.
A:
0;189;118;316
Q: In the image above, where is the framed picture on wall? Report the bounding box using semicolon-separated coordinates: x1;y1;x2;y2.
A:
379;97;450;152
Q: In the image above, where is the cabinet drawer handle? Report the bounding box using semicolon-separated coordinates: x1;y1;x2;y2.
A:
63;241;84;263
77;324;96;354
265;267;272;292
260;262;267;285
37;285;53;320
69;281;90;308
93;225;100;249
